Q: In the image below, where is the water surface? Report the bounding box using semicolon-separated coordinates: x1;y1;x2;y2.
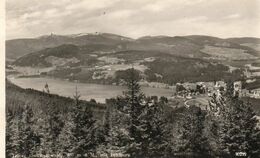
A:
9;77;175;103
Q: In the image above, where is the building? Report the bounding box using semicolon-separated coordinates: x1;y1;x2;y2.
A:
250;89;260;98
234;81;242;96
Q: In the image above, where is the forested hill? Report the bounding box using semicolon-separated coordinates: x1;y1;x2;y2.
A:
6;80;106;119
7;33;260;86
6;33;260;60
6;76;260;157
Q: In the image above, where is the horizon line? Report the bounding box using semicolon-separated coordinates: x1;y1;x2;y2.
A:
6;32;260;41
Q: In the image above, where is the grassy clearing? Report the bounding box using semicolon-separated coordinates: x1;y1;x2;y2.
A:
201;45;257;60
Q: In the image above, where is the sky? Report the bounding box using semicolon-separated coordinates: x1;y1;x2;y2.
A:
6;0;260;39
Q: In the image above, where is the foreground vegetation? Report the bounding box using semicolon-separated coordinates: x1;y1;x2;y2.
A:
6;69;260;158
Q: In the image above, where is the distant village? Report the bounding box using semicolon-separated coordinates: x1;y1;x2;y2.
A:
171;80;260;99
7;63;260;100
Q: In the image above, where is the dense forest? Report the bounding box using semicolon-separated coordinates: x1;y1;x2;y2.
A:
143;58;244;84
6;69;260;158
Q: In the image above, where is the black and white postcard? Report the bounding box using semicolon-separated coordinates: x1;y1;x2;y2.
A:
4;0;260;157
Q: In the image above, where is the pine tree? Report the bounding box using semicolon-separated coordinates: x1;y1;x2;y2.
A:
6;109;15;158
36;114;53;157
58;113;76;157
107;67;146;157
15;105;40;157
116;67;171;157
138;101;171;157
36;108;64;157
95;99;131;156
106;106;131;155
219;97;260;157
101;105;113;147
178;106;211;156
47;106;64;154
209;81;260;157
58;88;97;157
96;104;112;155
103;107;111;140
11;109;24;157
121;67;144;115
121;67;146;157
107;68;172;157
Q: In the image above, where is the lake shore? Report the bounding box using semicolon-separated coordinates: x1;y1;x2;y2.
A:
8;76;175;103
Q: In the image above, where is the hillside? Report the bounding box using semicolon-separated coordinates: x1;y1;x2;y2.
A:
6;33;133;60
7;33;260;86
6;80;106;119
11;45;244;85
227;37;260;53
129;36;206;58
227;37;260;44
7;33;260;60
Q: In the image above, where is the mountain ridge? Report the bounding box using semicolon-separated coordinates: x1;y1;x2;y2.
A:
7;33;260;85
7;33;260;60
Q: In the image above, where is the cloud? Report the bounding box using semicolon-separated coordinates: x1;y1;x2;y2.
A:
224;13;241;19
65;0;117;11
6;0;260;39
21;11;41;20
107;9;135;19
141;0;207;12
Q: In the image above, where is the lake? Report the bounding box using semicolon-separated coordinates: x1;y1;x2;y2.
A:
9;77;175;103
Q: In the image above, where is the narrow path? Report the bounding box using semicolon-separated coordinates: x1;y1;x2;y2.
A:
184;97;209;108
184;99;195;107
